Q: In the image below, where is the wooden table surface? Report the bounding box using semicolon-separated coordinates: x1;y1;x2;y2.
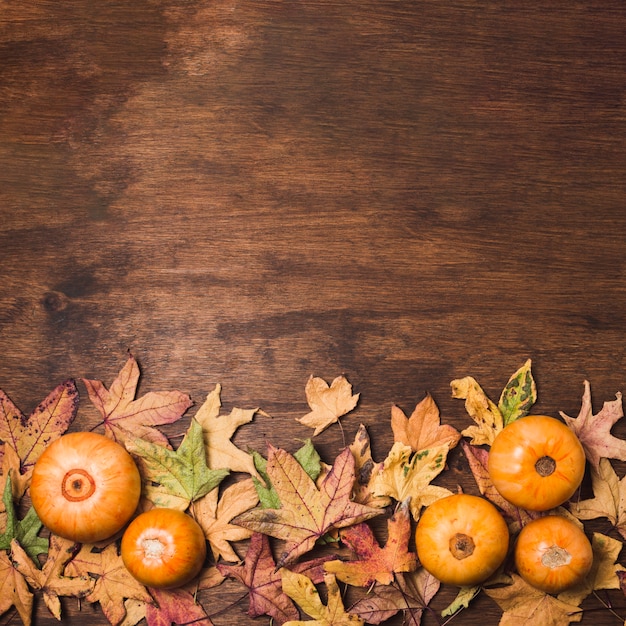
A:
2;2;626;625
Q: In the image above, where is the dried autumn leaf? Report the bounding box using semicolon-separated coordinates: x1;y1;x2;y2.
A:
557;532;625;607
194;478;259;562
390;394;460;452
570;457;626;539
145;587;213;626
233;446;382;568
217;532;331;625
194;383;261;479
11;535;93;621
349;425;390;508
297;375;360;436
82;354;192;448
349;568;440;626
560;380;626;468
0;550;33;626
498;359;537;426
281;570;364;626
0;379;78;468
0;472;48;561
127;418;228;511
65;542;154;626
451;375;503;445
324;498;417;587
484;573;582;626
462;441;540;533
0;444;32;503
370;442;452;520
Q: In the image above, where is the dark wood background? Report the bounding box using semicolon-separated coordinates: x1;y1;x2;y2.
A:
2;1;626;625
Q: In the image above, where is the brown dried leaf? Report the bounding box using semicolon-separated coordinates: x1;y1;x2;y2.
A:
82;354;192;448
145;587;213;626
0;550;33;626
348;424;390;508
391;393;460;452
297;375;360;436
560;381;626;468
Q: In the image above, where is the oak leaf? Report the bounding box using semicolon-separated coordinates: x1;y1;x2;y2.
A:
194;383;261;479
484;574;582;626
324;498;417;587
451;376;503;445
82;354;192;448
281;570;363;626
390;394;460;452
350;568;440;626
560;380;626;468
370;442;452;520
11;535;94;621
64;542;154;626
127;418;228;511
0;550;33;626
233;446;382;567
297;375;359;436
0;379;78;468
498;358;537;426
194;478;259;562
349;425;390;508
217;532;331;625
570;457;626;539
145;587;213;626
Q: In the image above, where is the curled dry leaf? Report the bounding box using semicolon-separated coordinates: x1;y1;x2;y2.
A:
349;424;390;508
297;375;360;436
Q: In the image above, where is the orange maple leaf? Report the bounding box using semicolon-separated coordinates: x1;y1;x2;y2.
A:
233;446;382;567
390;393;460;452
324;498;417;587
82;354;192;448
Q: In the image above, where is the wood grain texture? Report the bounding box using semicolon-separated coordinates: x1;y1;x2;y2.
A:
1;1;626;624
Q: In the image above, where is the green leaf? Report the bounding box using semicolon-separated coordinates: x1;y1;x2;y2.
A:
498;359;537;426
441;585;480;617
0;470;48;562
251;439;322;509
127;418;229;510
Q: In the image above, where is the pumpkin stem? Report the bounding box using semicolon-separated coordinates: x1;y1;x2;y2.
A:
535;455;556;477
449;532;475;560
62;469;96;502
541;544;572;569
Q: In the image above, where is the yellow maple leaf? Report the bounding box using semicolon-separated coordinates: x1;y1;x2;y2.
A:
297;375;359;436
451;376;503;445
370;442;452;519
281;570;364;626
194;384;261;479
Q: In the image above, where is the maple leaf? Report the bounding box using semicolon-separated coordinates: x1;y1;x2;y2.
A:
297;375;360;436
65;542;153;626
218;532;331;625
484;574;582;626
370;442;452;520
462;441;540;532
233;445;382;568
557;532;625;607
145;587;213;626
498;359;537;425
194;478;259;562
324;498;417;587
0;379;78;469
11;535;94;621
82;354;192;448
390;393;460;452
0;550;33;626
570;457;626;539
560;380;626;468
252;438;322;509
350;568;440;626
451;375;503;445
127;418;228;511
194;383;262;479
281;570;364;626
0;472;48;561
349;425;390;508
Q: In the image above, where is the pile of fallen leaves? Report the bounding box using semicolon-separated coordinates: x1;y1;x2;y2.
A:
1;356;626;626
